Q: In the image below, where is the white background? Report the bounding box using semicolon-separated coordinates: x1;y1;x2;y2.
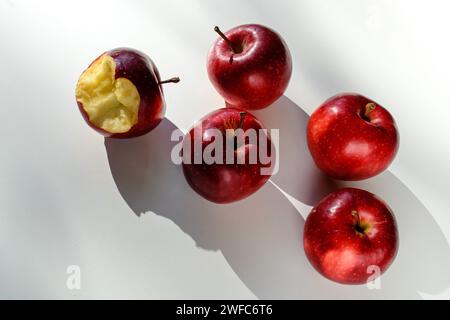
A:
0;0;449;299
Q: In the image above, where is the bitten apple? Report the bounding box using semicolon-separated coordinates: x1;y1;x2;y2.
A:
303;188;399;285
207;24;292;110
75;48;179;138
182;108;275;204
307;93;399;180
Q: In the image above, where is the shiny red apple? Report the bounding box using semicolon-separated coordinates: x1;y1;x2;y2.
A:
75;48;179;138
207;24;292;110
303;188;399;285
307;93;399;180
182;107;275;204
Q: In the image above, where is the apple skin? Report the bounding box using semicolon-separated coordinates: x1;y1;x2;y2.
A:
76;48;166;139
303;188;398;285
207;24;292;110
307;93;399;180
182;107;274;204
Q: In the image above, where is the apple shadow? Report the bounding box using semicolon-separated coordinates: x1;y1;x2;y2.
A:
252;96;338;206
105;108;450;299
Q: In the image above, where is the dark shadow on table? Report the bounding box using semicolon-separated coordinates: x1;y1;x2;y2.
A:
252;96;337;206
105;98;450;299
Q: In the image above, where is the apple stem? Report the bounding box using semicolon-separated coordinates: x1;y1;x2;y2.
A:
231;112;247;151
238;112;247;130
365;103;377;118
352;210;369;235
352;210;361;227
158;77;180;85
214;26;239;53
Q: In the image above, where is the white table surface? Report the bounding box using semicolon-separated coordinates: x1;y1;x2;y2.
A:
1;0;449;299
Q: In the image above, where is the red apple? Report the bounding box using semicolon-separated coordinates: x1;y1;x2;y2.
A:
303;188;398;285
75;48;179;138
207;24;292;110
182;107;275;204
307;93;399;180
